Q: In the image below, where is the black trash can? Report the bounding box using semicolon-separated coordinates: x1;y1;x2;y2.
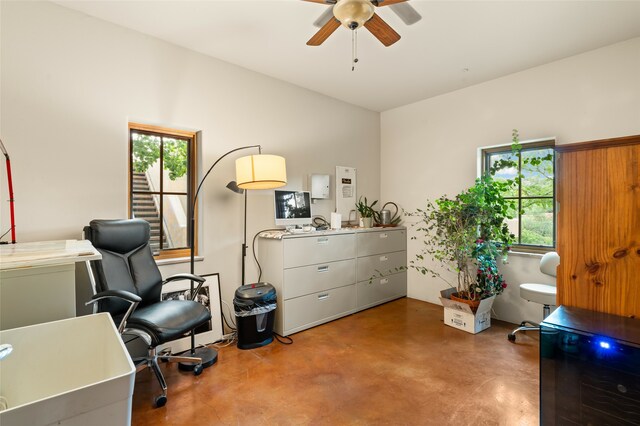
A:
234;283;277;350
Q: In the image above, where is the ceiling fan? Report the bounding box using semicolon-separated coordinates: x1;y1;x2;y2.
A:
304;0;422;47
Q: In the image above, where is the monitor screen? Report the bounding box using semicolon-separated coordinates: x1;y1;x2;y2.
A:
274;190;312;226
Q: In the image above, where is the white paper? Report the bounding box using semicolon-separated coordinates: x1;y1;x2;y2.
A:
335;166;357;221
331;212;342;230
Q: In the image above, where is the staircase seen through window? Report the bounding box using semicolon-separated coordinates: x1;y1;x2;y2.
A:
128;124;196;259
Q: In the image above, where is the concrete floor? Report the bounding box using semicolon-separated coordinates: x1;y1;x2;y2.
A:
131;298;539;425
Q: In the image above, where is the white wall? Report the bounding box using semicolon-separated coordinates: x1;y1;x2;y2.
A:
3;2;638;329
0;2;380;310
381;37;640;324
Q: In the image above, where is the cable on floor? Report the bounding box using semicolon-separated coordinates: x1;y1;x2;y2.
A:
211;332;237;349
274;333;293;345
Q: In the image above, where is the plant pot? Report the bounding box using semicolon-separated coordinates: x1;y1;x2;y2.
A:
450;292;482;314
440;289;495;334
361;217;373;228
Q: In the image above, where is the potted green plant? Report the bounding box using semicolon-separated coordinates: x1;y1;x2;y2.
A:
410;174;514;306
408;130;544;332
355;196;377;228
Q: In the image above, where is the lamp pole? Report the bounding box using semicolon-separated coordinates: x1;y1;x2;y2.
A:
242;190;247;286
179;144;261;371
225;181;248;286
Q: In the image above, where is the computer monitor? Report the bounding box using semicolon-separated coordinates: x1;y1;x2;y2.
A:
274;190;312;227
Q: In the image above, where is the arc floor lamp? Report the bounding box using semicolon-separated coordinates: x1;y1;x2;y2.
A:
180;145;286;370
226;181;248;286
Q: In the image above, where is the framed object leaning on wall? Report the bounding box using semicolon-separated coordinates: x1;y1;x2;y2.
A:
157;273;224;354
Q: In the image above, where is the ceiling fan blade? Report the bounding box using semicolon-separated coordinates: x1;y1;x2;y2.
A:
372;0;407;6
364;13;401;47
307;18;340;46
389;3;422;25
302;0;336;4
313;7;335;28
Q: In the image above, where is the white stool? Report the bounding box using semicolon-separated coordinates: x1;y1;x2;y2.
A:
508;252;560;342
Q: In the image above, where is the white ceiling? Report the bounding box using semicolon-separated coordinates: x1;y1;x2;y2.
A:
54;0;640;112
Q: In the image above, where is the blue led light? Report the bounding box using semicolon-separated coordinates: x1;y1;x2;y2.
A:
599;341;611;349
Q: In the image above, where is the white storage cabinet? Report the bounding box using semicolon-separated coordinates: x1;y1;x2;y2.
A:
259;227;406;336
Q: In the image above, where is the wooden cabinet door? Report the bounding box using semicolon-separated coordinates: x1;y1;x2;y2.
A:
556;136;640;317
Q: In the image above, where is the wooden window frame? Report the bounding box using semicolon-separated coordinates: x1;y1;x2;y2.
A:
128;123;197;260
482;139;556;254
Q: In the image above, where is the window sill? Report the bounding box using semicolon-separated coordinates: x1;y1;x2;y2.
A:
156;256;203;266
508;250;545;259
508;247;556;258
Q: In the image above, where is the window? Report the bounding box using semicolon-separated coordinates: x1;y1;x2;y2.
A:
483;140;555;252
128;123;196;259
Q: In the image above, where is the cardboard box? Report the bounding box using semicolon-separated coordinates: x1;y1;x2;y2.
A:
439;288;495;334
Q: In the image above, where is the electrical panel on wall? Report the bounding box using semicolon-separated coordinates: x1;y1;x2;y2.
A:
335;166;356;220
310;174;330;200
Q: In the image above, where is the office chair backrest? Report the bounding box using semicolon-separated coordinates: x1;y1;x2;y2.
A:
84;219;163;317
540;251;560;278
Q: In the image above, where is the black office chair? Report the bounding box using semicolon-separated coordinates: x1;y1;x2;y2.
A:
84;219;212;408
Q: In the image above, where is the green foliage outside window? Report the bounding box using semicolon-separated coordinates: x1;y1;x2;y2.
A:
487;135;554;248
163;139;188;181
132;133;188;181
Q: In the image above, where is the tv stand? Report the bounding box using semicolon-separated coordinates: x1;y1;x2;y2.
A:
259;227;407;336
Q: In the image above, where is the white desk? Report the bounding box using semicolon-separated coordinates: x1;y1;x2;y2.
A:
0;240;101;330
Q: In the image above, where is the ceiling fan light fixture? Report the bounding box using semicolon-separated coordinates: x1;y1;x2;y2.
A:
333;0;375;30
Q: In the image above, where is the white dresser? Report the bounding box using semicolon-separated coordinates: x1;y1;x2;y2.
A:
259;227;406;336
0;240;101;330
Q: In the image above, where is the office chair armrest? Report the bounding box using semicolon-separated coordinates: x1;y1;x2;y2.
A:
162;273;206;301
163;273;205;285
86;289;142;304
85;290;141;333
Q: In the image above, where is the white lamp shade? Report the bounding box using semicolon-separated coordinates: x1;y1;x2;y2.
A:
235;154;287;190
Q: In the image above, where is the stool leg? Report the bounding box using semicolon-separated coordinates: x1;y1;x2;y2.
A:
508;304;553;343
508;323;539;342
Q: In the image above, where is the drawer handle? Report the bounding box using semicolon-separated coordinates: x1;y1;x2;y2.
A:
317;265;329;273
318;293;330;300
380;278;389;285
379;255;388;262
380;233;388;239
317;237;329;244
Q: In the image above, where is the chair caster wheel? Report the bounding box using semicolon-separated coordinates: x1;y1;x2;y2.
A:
193;364;203;376
507;333;516;342
154;395;167;408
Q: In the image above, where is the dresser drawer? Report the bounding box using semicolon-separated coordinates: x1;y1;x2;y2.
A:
283;234;355;268
356;251;406;283
283;259;355;300
356;272;406;310
356;229;406;257
283;284;356;334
